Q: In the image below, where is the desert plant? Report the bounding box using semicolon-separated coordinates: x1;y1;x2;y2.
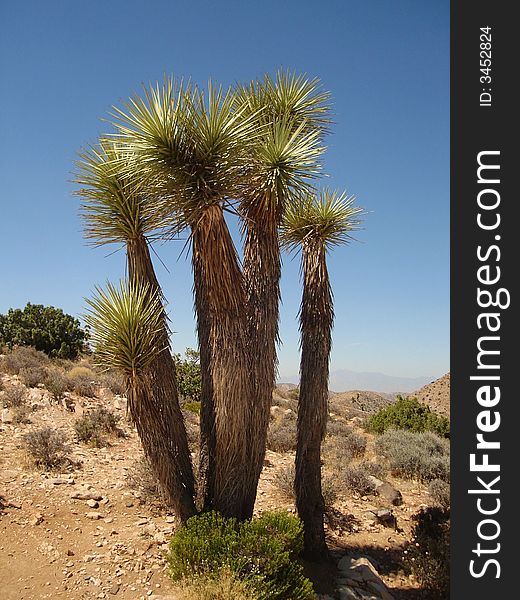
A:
126;456;166;507
2;383;28;408
99;369;126;395
23;427;70;470
375;429;450;482
340;464;377;496
273;464;296;499
171;569;256;600
281;189;364;559
19;366;48;387
174;348;202;402
44;369;72;402
84;279;196;521
0;304;88;359
167;511;315;600
405;507;450;599
267;416;297;453
358;460;388;480
428;479;451;510
324;421;367;461
0;345;49;375
74;407;122;446
366;396;450;438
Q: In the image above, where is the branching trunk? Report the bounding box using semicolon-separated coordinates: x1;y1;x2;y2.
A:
295;241;332;560
127;236;196;522
191;205;252;518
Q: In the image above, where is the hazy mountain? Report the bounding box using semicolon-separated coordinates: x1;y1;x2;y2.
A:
278;369;434;394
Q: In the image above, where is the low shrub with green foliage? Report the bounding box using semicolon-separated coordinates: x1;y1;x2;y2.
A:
0;303;88;359
167;511;315;600
366;396;450;438
184;400;201;414
74;407;122;446
375;429;450;482
23;426;70;470
405;507;450;599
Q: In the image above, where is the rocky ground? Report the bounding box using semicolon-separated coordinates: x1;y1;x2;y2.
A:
1;372;448;600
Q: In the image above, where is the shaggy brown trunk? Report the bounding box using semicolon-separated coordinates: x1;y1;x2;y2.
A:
126;236;196;522
241;201;281;518
295;241;332;560
191;204;252;519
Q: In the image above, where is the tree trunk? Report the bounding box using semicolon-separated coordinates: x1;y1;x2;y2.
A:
126;236;196;522
191;205;252;519
241;213;281;518
295;242;332;560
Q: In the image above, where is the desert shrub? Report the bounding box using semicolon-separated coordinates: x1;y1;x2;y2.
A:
358;460;388;480
324;421;367;461
168;511;315;600
74;407;122;446
273;464;337;510
273;464;295;499
340;464;376;496
11;405;32;424
428;479;450;510
0;303;88;359
174;348;202;402
2;383;28;408
126;456;166;506
66;366;97;397
100;369;126;395
44;369;72;401
23;427;70;470
267;423;297;453
405;507;450;599
171;569;255;600
184;400;201;414
366;396;450;438
0;345;49;375
19;366;48;387
375;429;450;482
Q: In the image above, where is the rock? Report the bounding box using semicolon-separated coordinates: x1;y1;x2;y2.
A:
86;512;104;520
66;549;75;556
337;557;394;600
1;408;13;424
153;532;167;544
87;499;99;508
375;509;396;528
29;513;44;526
367;476;402;506
71;492;103;501
109;584;120;595
51;477;74;485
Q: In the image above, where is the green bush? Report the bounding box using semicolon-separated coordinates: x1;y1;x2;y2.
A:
366;396;450;438
0;303;88;359
184;400;201;414
174;348;202;402
74;407;122;446
375;429;450;482
167;511;315;600
405;507;450;599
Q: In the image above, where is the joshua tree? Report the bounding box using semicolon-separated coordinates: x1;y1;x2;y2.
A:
109;79;262;517
234;72;330;516
281;189;364;559
75;141;196;521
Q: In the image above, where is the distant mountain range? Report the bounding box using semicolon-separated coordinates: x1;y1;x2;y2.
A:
278;368;436;394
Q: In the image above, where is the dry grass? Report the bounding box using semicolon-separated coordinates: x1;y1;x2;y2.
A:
171;570;255;600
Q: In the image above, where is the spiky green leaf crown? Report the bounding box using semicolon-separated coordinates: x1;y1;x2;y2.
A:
74;139;171;245
84;279;165;376
281;189;365;252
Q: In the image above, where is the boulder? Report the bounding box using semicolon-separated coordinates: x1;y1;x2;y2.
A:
367;476;402;506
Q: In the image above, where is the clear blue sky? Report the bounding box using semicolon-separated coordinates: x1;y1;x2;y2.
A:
0;0;449;380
